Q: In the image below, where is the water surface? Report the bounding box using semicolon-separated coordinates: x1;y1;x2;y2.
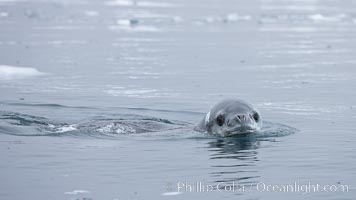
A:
0;0;355;199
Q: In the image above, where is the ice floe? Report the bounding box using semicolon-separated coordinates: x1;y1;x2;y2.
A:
0;65;45;80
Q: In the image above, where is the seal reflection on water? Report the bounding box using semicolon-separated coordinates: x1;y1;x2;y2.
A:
194;99;262;137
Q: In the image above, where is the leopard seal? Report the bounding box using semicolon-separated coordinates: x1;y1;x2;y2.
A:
194;99;262;136
0;99;267;137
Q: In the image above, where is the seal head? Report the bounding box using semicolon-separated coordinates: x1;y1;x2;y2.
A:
194;99;262;136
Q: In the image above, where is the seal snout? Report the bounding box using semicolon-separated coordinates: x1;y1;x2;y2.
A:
195;99;263;136
227;113;254;126
235;114;253;122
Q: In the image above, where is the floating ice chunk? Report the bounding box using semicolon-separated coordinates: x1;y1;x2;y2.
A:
0;0;23;2
205;16;215;23
0;65;45;80
65;190;90;195
106;88;157;97
308;14;346;22
226;13;239;21
225;13;251;22
117;19;138;26
0;12;9;17
84;10;99;17
161;192;182;196
309;14;326;21
117;19;132;26
132;12;167;18
106;0;173;7
137;1;173;7
106;0;134;6
172;16;183;23
109;24;160;32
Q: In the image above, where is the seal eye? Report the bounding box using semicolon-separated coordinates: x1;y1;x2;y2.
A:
216;115;225;126
253;112;259;122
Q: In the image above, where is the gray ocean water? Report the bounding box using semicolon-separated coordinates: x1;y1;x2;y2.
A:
0;0;356;199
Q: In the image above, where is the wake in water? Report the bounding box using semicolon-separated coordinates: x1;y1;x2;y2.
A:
0;110;297;138
0;110;187;137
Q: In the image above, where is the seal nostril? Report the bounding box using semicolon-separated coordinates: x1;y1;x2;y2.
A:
239;114;247;121
253;112;259;122
216;115;225;126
